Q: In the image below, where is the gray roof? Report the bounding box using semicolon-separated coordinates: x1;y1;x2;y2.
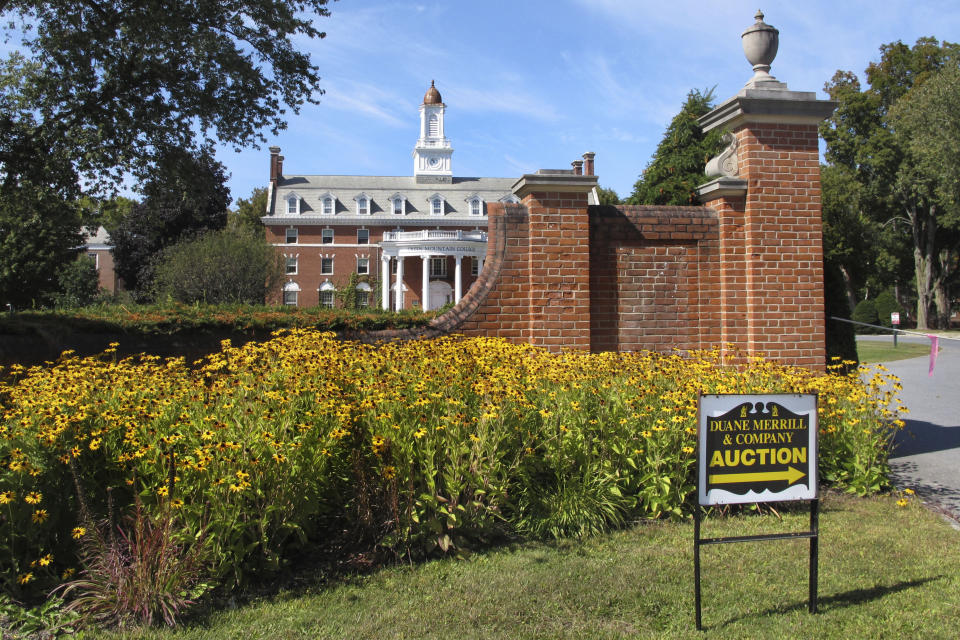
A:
265;175;517;225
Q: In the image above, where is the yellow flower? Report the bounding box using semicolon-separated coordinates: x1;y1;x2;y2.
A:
682;446;694;454
469;434;480;442
414;428;427;439
32;509;49;523
17;572;33;585
38;553;53;567
0;491;16;504
72;527;87;539
382;466;396;479
170;499;184;509
904;488;915;495
25;491;42;504
896;498;908;508
62;568;75;579
156;486;169;497
89;437;102;450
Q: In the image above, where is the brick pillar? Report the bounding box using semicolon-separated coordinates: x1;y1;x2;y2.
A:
697;88;835;369
513;173;597;351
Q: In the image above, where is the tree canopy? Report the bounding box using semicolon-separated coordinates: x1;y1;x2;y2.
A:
109;147;231;296
627;88;723;206
0;0;331;195
820;37;960;328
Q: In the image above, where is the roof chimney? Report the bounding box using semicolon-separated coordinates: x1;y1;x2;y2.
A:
269;146;281;185
582;152;595;176
277;155;284;180
571;160;583;176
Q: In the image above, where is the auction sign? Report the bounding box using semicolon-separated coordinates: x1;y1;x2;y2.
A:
698;394;818;505
694;394;820;630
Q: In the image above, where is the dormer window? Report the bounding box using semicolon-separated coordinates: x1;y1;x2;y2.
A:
391;194;406;216
499;194;520;205
467;195;484;216
316;192;335;215
285;194;300;215
322;197;334;215
430;195;444;216
354;193;370;215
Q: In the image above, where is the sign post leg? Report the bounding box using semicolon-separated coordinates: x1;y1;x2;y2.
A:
809;499;819;614
694;507;702;630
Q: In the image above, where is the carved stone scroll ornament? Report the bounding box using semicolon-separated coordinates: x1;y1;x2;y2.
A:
705;132;738;179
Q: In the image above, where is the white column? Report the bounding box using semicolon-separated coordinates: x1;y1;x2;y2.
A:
421;254;431;311
381;256;390;310
454;255;463;303
394;257;404;311
478;257;485;274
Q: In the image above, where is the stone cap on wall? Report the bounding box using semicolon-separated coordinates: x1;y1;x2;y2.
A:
699;88;837;133
512;173;598;199
695;177;748;201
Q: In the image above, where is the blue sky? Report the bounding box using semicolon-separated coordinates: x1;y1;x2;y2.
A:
218;1;957;202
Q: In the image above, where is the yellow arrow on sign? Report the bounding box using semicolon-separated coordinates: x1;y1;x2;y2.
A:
709;466;806;486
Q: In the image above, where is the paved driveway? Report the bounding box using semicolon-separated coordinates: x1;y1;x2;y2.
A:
860;334;960;522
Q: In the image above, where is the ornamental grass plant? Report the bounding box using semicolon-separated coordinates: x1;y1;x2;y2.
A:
0;330;904;626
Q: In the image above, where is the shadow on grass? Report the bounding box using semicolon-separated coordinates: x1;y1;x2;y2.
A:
710;575;945;630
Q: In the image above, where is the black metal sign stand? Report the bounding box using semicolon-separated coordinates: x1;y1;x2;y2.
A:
693;499;819;631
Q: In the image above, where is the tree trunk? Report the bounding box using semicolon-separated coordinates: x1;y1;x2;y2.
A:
911;203;936;330
838;264;857;315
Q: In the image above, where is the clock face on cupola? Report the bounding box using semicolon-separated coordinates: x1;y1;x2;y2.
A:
413;80;454;183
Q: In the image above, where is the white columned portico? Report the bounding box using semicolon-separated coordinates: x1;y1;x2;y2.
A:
394;257;404;311
421;255;431;311
454;255;463;303
381;256;390;310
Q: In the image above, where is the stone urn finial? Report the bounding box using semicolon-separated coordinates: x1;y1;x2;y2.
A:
741;9;780;86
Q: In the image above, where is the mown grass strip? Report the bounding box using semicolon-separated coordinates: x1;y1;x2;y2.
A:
857;340;932;363
107;492;959;640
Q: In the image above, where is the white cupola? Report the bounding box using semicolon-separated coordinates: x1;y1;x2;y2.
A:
413;80;453;183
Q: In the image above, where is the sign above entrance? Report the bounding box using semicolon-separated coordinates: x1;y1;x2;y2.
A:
698;394;817;505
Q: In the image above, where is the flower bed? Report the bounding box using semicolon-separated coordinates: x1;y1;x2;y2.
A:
0;330;903;603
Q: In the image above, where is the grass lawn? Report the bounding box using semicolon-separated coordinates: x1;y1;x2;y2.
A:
107;491;960;640
857;339;932;363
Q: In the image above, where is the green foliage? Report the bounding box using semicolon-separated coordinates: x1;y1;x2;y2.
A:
595;186;621;206
231;188;269;231
821;37;960;328
627;88;723;205
50;257;102;309
334;273;378;311
0;0;331;196
0;183;85;309
110;147;231;297
851;299;880;333
152;228;285;305
0;594;80;638
874;290;904;328
823;260;858;367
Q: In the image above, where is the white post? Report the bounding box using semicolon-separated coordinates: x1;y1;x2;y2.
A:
395;257;404;311
381;255;390;310
478;257;485;274
454;255;463;303
421;254;431;311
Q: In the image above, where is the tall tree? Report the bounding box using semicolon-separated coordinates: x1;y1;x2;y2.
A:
0;0;331;195
890;62;960;327
627;88;723;206
821;37;960;328
232;187;269;230
595;186;621;206
110;147;231;296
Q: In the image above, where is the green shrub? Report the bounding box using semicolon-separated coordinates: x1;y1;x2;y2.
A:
874;290;904;328
152;227;284;305
851;298;880;333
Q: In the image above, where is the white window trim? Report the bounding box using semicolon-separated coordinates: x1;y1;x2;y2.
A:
430;256;447;278
429;193;446;216
357;228;369;245
285;192;302;215
471;257;480;276
356;255;370;275
318;192;335;215
390;193;406;216
283;281;300;306
284;253;299;275
285;227;298;244
466;195;484;216
321;228;334;244
320;254;334;275
354;193;371;216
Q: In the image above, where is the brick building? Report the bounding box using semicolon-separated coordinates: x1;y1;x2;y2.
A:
262;82;602;310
